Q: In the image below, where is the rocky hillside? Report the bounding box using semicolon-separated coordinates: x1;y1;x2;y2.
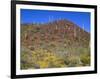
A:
21;19;90;69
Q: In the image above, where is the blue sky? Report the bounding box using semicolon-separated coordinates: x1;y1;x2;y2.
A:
21;9;90;32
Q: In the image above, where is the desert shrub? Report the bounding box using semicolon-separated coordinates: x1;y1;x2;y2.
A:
34;49;67;68
37;61;49;68
21;48;67;69
80;54;90;66
21;51;34;69
79;47;90;66
64;56;80;67
21;45;90;69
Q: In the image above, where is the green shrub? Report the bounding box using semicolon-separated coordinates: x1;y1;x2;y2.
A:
80;54;90;66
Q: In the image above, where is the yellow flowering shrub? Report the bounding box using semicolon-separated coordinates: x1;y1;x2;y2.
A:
21;48;67;69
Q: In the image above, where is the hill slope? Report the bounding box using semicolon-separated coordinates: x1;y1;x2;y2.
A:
21;19;90;69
